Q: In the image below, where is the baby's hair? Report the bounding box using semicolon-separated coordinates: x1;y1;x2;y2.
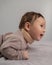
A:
19;11;44;29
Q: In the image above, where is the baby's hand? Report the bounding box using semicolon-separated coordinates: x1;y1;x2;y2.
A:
22;50;29;60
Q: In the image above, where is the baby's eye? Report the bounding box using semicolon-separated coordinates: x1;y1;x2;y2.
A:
40;25;43;27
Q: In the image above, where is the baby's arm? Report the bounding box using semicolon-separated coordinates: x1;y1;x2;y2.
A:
0;46;29;60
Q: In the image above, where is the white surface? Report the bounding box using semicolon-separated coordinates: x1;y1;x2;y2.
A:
0;41;52;65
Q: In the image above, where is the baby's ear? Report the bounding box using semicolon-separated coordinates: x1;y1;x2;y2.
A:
24;22;31;31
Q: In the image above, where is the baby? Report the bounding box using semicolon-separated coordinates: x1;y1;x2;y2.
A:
0;11;46;60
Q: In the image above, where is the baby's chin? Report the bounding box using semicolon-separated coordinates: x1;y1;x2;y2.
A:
36;36;43;41
36;39;40;41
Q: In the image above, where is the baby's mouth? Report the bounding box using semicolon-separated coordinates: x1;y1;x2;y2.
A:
40;34;44;37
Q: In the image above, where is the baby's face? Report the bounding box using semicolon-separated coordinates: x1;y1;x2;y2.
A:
29;17;46;41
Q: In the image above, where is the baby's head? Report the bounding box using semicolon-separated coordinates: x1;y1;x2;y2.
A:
19;11;46;41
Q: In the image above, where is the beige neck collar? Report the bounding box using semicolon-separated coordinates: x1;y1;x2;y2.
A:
21;29;34;44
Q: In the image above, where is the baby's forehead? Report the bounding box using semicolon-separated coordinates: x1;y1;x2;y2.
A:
35;17;46;24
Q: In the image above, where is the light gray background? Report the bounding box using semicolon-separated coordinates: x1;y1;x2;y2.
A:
0;0;52;41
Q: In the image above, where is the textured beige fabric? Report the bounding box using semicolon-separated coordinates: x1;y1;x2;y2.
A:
0;30;28;60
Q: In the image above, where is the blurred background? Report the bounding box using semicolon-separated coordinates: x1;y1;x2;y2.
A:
0;0;52;41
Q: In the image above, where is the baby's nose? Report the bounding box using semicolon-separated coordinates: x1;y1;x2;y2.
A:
43;29;46;33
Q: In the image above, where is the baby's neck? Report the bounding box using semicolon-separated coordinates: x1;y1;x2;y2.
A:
21;29;34;44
